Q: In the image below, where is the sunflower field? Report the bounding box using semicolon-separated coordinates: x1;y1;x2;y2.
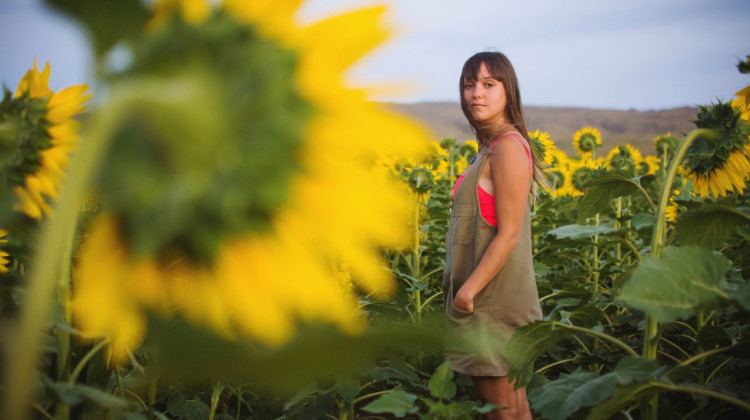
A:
1;0;750;419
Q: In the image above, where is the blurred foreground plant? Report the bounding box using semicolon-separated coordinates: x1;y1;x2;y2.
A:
3;0;434;418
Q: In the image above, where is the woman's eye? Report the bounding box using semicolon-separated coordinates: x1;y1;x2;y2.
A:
464;83;474;89
485;83;494;88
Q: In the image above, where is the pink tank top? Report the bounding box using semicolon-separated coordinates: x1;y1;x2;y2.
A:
452;133;532;227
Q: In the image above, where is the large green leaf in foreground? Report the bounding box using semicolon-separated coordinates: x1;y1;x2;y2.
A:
528;356;664;420
619;246;729;322
677;204;750;249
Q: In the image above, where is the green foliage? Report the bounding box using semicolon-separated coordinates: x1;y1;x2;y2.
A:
620;246;730;322
676;203;750;248
362;390;419;417
0;88;52;186
546;223;617;239
166;396;211;420
577;170;651;221
686;102;750;175
428;361;457;400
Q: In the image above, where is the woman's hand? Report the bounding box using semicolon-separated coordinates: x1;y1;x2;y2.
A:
453;286;475;313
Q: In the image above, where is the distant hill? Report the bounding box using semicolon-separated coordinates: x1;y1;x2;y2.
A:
387;102;698;156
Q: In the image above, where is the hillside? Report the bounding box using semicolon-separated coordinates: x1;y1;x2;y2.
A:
387;102;698;156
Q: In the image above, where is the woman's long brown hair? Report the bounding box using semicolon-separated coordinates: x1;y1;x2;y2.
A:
459;51;549;195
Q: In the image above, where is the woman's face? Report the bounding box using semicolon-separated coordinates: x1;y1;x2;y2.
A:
462;62;507;126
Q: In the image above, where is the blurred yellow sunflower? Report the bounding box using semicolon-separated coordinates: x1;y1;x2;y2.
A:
570;155;605;196
733;85;750;122
73;0;430;361
545;151;577;197
685;145;750;198
605;144;644;174
149;0;210;27
653;132;679;161
573;126;602;158
641;155;660;176
3;61;90;219
528;129;556;166
664;189;680;223
684;100;750;199
0;230;9;274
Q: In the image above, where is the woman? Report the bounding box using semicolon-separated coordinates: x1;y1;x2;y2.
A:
443;51;546;420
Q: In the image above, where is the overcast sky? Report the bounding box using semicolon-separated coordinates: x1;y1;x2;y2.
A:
1;0;749;110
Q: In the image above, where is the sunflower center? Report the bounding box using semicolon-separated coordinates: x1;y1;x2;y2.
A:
99;12;312;260
572;166;595;191
578;133;599;152
609;147;637;174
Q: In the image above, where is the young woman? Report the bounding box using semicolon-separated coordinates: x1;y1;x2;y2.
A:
443;51;546;420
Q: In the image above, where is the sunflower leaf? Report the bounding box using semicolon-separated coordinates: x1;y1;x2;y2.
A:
546;223;617;239
677;204;750;249
528;357;664;420
506;321;573;387
428;361;456;400
362;390;419;417
577;170;644;221
619;246;730;322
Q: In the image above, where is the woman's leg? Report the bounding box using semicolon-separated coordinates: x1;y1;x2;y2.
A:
472;376;532;420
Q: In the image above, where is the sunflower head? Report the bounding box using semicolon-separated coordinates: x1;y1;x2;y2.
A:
0;62;89;220
733;85;750;123
96;6;311;260
606;144;643;175
573;126;602;157
570;157;604;195
528;129;556;166
684;101;750;198
640;155;660;176
653;133;680;160
68;0;431;359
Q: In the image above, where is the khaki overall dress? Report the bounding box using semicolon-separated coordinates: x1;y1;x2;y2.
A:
443;137;543;376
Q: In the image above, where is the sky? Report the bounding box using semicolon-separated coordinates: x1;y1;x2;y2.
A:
1;0;749;110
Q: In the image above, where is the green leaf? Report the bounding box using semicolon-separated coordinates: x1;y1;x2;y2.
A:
586;381;662;419
729;280;750;311
166;397;211;420
631;213;656;231
44;378;131;411
44;0;150;56
506;321;573;387
283;382;318;411
333;378;361;405
566;305;606;328
619;246;730;322
677;204;750;249
362;390;419;417
546;223;617;240
428;361;456;400
528;369;601;420
577;170;644;221
528;357;663;420
697;326;732;349
421;398;478;420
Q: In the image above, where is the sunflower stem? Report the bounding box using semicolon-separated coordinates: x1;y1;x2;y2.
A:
2;85;129;419
641;128;720;420
54;219;77;420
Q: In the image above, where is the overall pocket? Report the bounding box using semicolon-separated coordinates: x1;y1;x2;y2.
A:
448;204;476;245
445;281;476;326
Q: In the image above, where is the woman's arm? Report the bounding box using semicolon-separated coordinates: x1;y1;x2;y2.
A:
453;135;532;312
